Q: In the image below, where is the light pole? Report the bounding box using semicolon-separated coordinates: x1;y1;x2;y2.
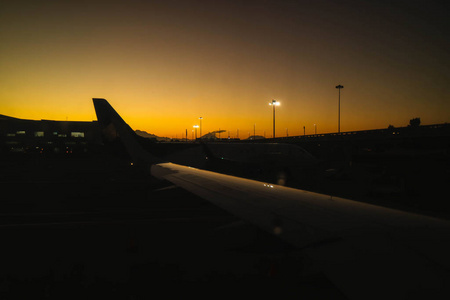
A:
199;117;203;138
269;99;280;138
193;125;199;139
336;84;344;133
314;124;317;135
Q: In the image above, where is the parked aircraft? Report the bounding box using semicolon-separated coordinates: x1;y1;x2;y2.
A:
160;140;320;187
93;98;450;300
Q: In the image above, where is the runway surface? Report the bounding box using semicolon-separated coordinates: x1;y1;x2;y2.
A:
0;153;345;298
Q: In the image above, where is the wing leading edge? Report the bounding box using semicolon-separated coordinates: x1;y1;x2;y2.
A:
93;98;450;299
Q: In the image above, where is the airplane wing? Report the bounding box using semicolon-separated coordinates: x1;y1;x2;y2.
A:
93;98;450;299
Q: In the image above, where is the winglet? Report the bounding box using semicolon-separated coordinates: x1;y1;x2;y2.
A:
92;98;163;167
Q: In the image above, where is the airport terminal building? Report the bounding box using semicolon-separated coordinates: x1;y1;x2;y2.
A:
0;114;102;155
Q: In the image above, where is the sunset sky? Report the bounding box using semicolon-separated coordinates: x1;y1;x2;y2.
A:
1;0;448;138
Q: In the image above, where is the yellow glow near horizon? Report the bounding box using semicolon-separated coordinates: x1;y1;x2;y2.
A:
1;1;448;138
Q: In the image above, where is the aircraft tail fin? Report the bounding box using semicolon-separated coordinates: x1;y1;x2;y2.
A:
92;98;163;167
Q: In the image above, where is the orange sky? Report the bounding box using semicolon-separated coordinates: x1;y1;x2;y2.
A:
1;0;448;138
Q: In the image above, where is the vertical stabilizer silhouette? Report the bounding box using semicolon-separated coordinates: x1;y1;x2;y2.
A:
93;98;163;167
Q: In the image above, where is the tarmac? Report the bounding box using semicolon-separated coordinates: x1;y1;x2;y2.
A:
0;152;346;298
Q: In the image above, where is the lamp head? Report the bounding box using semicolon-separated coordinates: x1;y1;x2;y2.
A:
269;99;280;106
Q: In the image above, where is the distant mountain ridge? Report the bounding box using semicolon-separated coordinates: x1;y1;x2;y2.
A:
135;130;170;141
0;114;20;120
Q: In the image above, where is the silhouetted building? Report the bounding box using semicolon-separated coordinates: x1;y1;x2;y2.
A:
247;135;265;140
200;130;228;140
0;114;102;154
